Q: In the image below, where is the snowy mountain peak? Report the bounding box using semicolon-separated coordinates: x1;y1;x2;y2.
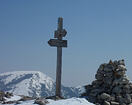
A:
0;71;54;85
0;71;55;97
0;71;80;98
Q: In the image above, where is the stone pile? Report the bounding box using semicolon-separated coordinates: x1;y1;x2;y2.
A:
82;60;132;105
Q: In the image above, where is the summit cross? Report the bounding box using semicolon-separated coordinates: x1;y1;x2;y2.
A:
48;17;67;97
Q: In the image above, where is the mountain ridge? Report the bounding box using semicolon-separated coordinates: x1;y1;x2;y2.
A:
0;71;83;98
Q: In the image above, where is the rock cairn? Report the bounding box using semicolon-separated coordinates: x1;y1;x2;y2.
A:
82;60;132;105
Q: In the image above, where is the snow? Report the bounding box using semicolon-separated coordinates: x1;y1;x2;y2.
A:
47;98;95;105
11;79;32;96
76;86;86;94
118;65;126;69
0;71;54;85
3;98;95;105
18;100;38;105
5;95;21;102
0;71;55;97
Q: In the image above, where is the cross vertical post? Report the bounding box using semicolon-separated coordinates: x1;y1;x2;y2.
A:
56;44;62;97
48;17;67;97
56;18;63;97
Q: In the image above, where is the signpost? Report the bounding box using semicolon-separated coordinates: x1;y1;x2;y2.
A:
48;39;67;47
48;17;67;97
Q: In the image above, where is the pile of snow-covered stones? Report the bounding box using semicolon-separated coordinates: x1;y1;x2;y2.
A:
0;91;48;105
82;60;132;105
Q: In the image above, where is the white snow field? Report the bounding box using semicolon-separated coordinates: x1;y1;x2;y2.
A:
4;95;21;102
3;97;94;105
47;98;95;105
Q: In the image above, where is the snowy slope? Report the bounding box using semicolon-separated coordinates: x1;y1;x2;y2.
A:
0;71;79;98
3;97;94;105
47;98;94;105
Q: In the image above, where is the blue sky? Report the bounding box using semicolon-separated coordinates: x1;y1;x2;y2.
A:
0;0;132;87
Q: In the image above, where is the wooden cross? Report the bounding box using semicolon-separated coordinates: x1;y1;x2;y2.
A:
48;17;67;97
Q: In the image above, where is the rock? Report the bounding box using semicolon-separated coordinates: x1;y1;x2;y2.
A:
116;95;125;103
104;67;112;72
105;72;113;77
87;96;97;103
103;77;113;85
16;101;21;104
2;101;17;104
92;80;100;86
124;94;132;103
112;76;129;86
111;101;119;105
0;96;5;102
85;85;93;91
118;59;125;66
104;101;110;105
0;91;5;97
121;103;126;105
100;93;111;100
109;60;113;64
89;89;100;97
118;65;126;70
112;86;122;94
34;98;48;105
98;64;105;71
96;103;101;105
5;92;13;98
0;91;5;102
113;60;118;66
115;69;125;77
122;85;131;93
95;73;104;80
19;96;33;101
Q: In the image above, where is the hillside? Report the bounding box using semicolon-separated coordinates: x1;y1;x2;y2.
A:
0;71;81;98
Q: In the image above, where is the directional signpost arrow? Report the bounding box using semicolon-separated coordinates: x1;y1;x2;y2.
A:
48;39;67;47
48;17;67;97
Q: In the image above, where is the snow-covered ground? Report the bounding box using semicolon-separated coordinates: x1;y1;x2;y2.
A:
47;98;95;105
3;97;95;105
4;95;21;102
4;100;38;105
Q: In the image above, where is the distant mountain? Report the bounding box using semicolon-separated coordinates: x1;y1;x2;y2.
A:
0;71;83;98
